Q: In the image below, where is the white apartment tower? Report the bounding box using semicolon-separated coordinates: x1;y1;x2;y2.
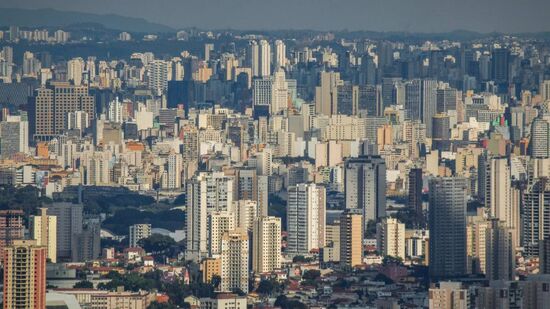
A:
377;218;405;260
220;229;249;293
253;216;281;273
287;183;326;255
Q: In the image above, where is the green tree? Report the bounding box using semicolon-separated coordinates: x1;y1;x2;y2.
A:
148;302;176;309
73;280;93;289
138;234;176;255
302;269;320;280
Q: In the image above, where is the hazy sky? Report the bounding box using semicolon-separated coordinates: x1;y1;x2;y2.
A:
1;0;550;33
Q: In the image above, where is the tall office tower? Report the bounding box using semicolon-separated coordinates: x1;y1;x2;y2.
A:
491;48;510;85
129;223;152;248
0;115;29;158
0;210;24;255
220;229;249;293
248;40;260;77
429;177;467;279
337;84;359;115
204;43;214;62
3;240;46;309
377;41;394;68
407;168;423;225
208;211;235;256
253;216;281;273
436;84;458;113
405;79;422;121
234;200;257;232
428;282;469;309
287;183;326;255
315;71;342;116
344;155;386;232
186;172;234;261
67;57;84;86
340;209;363;268
107;97;123;123
274;40;286;69
163;151;182;190
29;208;57;263
47;202;83;261
258;40;271;77
376;218;405;260
523;178;550;256
421;79;438;137
381;78;400;109
357;84;379;116
147;60;170;96
30;82;95;140
431;113;450;141
253;77;272;111
541;80;550;102
478;155;518;248
271;69;289;114
485;219;515;281
529;116;550;158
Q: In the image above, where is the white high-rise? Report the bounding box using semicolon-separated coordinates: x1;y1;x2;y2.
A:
253;216;281;273
67;57;84;86
165;151;182;190
287;183;326;255
258;40;271;77
208;211;235;256
274;40;286;69
108;97;123;123
248;41;260;77
377;218;405;260
234;200;257;232
186;172;234;261
147;60;170;96
220;229;249;293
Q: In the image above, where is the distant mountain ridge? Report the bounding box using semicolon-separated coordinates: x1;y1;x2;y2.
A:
0;8;174;33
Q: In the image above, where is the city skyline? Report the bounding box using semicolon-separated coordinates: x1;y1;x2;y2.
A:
2;0;550;33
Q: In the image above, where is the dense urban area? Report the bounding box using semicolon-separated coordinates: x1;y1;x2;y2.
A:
1;18;550;309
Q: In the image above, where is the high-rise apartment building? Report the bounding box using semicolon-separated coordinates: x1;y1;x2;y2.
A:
0;210;24;255
186;172;234;261
129;223;152;248
208;211;235;256
274;40;286;69
377;218;406;260
47;202;83;261
3;240;47;309
315;71;342;116
0;115;29;158
340;209;363;268
485;219;515;281
220;229;248;293
30;82;95;140
29;208;57;263
287;183;326;255
252;216;281;273
344;155;386;232
429;177;467;279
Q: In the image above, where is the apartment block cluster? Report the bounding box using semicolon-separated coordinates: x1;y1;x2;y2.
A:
3;26;550;308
